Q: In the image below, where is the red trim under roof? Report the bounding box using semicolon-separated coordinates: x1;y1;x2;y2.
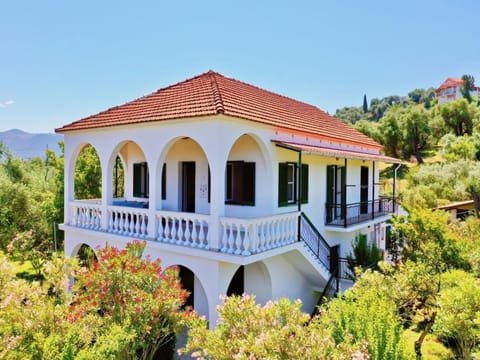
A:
273;140;402;164
56;71;381;149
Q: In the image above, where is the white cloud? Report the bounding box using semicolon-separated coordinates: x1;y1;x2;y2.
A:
0;100;15;108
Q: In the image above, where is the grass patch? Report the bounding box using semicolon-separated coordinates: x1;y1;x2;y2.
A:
404;328;454;360
11;258;44;281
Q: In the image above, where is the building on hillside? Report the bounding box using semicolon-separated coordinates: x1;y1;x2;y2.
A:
56;71;401;326
435;77;480;104
434;200;476;222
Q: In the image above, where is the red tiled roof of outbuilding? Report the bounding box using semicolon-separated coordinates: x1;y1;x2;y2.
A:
56;71;381;148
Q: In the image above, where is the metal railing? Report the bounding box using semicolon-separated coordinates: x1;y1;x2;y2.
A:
325;196;396;228
300;213;334;270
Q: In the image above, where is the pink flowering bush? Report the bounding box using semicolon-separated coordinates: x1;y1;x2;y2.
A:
180;294;369;359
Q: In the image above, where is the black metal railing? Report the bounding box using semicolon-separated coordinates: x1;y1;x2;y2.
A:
325;196;396;228
300;213;334;271
312;268;339;317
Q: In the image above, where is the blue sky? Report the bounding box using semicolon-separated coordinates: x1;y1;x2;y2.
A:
1;0;479;133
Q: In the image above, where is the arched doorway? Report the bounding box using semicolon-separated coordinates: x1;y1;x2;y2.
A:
74;144;102;201
76;243;98;268
227;265;244;296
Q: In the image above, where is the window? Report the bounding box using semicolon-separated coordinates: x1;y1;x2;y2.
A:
161;163;166;200
326;165;345;222
278;163;308;207
225;161;255;206
133;162;149;198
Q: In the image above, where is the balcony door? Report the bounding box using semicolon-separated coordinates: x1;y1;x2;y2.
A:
326;165;345;223
360;166;369;214
181;162;196;213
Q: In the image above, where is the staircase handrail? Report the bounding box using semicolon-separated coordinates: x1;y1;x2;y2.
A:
311;267;339;317
300;213;332;270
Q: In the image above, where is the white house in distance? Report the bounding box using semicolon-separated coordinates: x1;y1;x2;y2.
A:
56;71;401;326
435;77;480;104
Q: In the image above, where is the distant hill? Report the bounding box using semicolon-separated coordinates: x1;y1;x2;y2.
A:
0;129;63;159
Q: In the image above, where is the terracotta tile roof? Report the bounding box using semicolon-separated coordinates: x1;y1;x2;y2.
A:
273;140;402;164
56;71;381;148
437;77;463;91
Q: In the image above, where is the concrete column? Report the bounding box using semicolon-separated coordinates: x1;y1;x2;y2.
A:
147;160;158;240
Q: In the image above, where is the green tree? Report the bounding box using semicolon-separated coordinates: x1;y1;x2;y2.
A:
363;94;368;113
346;233;381;279
74;144;101;200
433;270;480;359
460;74;475;103
378;106;402;157
182;294;369;359
322;269;411;360
335;106;367;124
399;106;430;163
436;98;479;136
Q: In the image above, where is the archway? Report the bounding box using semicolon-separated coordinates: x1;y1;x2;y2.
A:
74;144;102;201
227;265;244;296
158;137;210;214
225;133;272;217
76;243;98;268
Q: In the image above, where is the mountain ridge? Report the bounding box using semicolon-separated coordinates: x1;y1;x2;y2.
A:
0;129;63;159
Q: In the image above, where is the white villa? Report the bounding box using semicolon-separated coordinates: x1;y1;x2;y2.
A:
56;71;401;326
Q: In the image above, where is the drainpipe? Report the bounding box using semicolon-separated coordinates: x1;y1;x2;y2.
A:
393;163;402;215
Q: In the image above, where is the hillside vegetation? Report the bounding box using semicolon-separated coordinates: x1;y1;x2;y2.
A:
0;84;480;358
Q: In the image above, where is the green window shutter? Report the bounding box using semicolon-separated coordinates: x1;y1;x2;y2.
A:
301;164;309;204
161;163;166;200
133;163;142;197
242;162;255;206
278;163;288;207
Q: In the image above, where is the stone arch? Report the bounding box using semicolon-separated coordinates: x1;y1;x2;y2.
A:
69;241;98;260
224;133;273;216
68;142;103;201
107;140;149;203
155;136;210;214
164;264;209;320
225;261;272;305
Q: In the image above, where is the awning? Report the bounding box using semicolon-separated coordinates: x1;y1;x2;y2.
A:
273;140;402;164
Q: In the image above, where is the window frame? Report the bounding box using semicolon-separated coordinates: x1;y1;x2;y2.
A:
225;161;255;206
278;162;308;207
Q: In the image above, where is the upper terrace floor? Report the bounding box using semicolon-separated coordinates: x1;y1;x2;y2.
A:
63;117;399;263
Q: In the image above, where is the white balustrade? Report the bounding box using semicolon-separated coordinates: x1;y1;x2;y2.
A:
69;201;102;230
156;210;210;249
220;212;299;255
68;202;298;257
107;206;149;239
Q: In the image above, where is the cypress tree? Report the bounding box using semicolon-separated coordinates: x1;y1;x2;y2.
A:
363;94;368;113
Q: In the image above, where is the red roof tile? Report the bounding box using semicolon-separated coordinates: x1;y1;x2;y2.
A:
56;71;381;148
437;77;463;91
273;141;402;163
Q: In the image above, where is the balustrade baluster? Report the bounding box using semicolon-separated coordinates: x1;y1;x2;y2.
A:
157;215;164;241
140;214;146;238
227;223;235;254
184;219;191;246
234;223;242;255
220;222;228;252
198;222;206;248
176;218;184;245
170;218;177;244
190;220;198;247
242;224;251;255
164;217;171;242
